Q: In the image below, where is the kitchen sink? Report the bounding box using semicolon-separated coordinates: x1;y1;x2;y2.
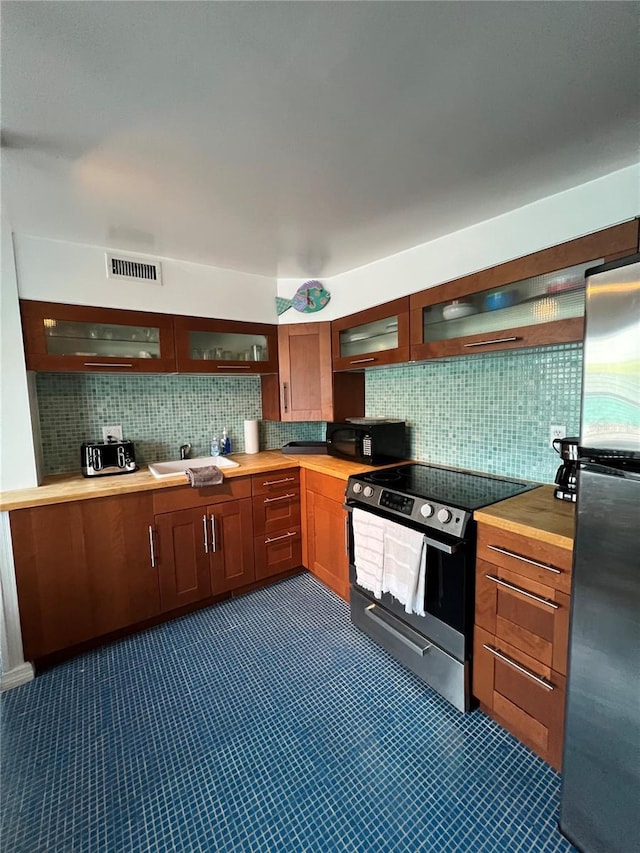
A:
148;456;240;478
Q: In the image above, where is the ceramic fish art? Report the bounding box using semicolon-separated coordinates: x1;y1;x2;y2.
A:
275;280;331;315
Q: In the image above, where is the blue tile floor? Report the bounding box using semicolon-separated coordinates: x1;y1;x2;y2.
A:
1;573;578;853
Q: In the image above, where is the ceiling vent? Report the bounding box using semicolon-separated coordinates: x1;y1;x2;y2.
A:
105;252;162;284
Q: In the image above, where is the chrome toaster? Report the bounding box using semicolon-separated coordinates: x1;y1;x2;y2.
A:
81;439;137;477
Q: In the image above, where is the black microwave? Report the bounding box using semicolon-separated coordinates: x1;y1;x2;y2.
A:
326;420;407;465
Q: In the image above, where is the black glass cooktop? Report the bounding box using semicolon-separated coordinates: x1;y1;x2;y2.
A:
359;463;535;510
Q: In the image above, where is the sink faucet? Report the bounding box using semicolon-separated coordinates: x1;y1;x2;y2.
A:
180;443;191;460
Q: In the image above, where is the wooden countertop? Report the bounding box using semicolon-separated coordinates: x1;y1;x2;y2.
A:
0;451;382;512
474;484;575;550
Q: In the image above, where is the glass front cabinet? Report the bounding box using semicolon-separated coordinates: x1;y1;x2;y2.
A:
409;222;640;360
20;301;177;372
331;297;410;371
173;316;278;374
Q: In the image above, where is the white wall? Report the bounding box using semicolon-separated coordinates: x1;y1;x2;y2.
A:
277;165;640;323
0;219;39;491
14;236;278;323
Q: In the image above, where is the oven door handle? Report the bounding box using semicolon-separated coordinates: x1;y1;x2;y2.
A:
343;504;461;554
364;604;432;656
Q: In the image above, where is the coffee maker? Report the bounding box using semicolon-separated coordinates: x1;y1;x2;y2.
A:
553;436;579;502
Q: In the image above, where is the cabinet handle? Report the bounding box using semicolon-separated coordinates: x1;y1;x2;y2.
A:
282;382;289;413
365;604;432;656
148;525;156;568
349;357;377;364
216;364;251;369
485;574;560;609
463;337;519;348
262;477;296;486
482;644;555;691
203;514;209;554
265;531;297;544
344;514;349;555
210;516;217;553
487;544;561;574
263;493;296;503
83;362;134;368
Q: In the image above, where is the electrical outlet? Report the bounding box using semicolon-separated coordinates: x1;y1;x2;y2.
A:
549;424;566;448
102;424;123;442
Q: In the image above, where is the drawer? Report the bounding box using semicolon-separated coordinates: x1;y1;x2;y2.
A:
474;625;566;770
477;524;572;594
252;490;301;536
251;468;300;496
305;469;347;503
254;526;302;580
475;559;570;674
153;477;252;514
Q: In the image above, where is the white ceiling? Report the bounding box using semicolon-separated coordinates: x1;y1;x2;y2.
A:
1;1;639;279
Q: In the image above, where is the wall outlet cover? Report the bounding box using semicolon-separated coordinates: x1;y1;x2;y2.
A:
549;424;567;447
102;425;123;442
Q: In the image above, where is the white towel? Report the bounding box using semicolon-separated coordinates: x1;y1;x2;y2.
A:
352;508;385;599
381;519;426;616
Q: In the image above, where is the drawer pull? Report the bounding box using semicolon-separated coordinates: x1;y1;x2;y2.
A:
463;337;519;348
365;604;432;656
485;574;559;609
83;362;134;368
263;493;296;503
265;531;297;544
483;644;555;691
202;514;209;554
487;544;561;574
349;357;377;364
216;364;251;369
262;477;296;486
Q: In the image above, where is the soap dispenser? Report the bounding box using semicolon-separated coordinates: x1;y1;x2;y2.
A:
221;428;231;456
210;434;220;457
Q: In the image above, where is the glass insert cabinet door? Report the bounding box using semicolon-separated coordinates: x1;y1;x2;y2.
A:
19;301;177;372
173;316;278;373
416;261;597;356
332;297;410;370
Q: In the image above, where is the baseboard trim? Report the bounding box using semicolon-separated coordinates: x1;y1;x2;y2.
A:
1;661;35;691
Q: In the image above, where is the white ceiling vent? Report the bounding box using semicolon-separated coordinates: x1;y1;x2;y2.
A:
105;252;162;284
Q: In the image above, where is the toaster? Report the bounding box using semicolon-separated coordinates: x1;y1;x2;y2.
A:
81;439;137;477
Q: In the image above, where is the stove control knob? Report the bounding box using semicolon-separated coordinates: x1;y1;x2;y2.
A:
419;503;434;518
352;482;363;494
437;508;452;524
363;486;375;498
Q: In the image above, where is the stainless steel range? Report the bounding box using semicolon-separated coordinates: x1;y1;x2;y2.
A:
345;462;535;711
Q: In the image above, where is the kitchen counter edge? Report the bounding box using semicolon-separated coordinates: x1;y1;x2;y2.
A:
474;484;575;550
0;452;382;512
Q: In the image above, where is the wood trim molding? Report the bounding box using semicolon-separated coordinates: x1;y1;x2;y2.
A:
0;512;35;689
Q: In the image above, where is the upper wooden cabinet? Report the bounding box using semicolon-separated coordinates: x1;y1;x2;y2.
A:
261;322;365;422
331;297;410;371
410;221;639;360
20;300;178;373
173;315;277;374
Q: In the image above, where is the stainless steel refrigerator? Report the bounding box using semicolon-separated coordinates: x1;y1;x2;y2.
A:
559;252;640;853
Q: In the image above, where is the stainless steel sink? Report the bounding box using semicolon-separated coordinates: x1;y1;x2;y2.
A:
148;456;240;479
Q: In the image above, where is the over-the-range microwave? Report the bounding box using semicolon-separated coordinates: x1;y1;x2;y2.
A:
325;420;407;466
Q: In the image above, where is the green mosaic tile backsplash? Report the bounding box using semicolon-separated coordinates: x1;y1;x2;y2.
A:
37;343;582;482
365;343;583;483
36;374;323;475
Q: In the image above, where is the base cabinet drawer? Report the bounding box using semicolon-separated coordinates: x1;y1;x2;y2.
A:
252;490;301;536
477;525;572;594
254;527;302;580
474;625;566;770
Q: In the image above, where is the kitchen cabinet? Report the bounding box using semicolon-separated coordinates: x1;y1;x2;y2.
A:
261;321;365;422
173;315;278;374
303;469;350;601
10;492;161;660
331;297;410;371
252;468;302;580
410;221;639;360
153;478;255;609
473;523;573;770
20;300;177;373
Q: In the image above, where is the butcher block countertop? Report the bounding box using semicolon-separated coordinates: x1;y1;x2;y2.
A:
0;451;385;512
474;484;575;550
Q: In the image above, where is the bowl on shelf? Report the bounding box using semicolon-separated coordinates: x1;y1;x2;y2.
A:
442;300;477;321
484;290;519;311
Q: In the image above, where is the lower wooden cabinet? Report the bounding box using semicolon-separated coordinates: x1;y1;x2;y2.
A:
473;522;573;770
252;469;302;580
11;492;161;660
304;470;350;601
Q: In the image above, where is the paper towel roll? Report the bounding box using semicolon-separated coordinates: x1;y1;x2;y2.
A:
244;419;259;454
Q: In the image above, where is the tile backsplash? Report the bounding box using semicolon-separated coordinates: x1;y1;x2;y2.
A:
36;342;582;482
36;374;323;475
365;343;583;483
